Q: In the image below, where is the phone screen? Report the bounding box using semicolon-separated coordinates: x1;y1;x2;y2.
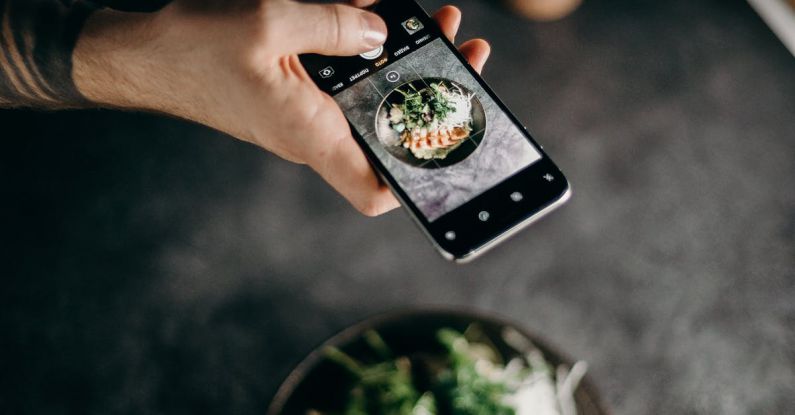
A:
301;1;546;223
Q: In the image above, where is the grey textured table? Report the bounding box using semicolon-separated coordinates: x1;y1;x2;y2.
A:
1;0;793;414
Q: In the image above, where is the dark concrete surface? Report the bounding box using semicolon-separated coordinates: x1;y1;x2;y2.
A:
1;0;793;414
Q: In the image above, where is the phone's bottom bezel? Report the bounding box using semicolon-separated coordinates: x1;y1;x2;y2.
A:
445;186;571;263
382;158;571;263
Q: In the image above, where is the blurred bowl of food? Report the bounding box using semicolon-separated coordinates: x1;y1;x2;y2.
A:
268;309;609;415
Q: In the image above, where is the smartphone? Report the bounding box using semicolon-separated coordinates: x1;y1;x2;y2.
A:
300;0;571;263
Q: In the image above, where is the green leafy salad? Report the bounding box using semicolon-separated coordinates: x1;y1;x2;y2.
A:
382;81;474;161
308;326;588;415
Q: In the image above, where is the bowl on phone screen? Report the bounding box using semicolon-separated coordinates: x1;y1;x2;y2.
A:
375;78;487;169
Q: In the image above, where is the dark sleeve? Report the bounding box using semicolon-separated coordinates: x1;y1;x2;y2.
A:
0;0;97;107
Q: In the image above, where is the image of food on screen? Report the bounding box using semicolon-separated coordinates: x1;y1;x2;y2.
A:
376;78;486;169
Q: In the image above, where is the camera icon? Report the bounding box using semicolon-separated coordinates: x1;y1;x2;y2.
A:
318;66;335;79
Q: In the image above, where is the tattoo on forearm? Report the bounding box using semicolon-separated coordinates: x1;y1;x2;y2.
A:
0;0;96;109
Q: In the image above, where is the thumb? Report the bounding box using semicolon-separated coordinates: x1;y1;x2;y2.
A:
285;1;387;56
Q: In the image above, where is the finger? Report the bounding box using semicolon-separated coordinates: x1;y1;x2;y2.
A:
307;100;400;216
348;0;378;7
459;39;491;73
314;132;401;216
284;1;387;56
433;5;462;42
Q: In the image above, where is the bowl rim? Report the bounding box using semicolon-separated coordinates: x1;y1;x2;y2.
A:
267;307;611;415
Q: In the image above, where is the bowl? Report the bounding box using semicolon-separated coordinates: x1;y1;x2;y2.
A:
268;309;609;415
374;78;487;169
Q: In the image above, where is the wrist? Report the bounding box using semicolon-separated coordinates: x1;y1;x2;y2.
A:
72;8;169;112
71;7;250;141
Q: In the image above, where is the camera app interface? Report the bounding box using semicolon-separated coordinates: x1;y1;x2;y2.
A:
301;1;542;222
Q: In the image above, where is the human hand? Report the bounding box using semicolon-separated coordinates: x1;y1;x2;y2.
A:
74;1;491;216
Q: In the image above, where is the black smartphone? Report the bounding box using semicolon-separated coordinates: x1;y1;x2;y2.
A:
300;0;571;263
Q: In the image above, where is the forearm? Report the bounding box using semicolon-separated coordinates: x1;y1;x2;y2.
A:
0;0;173;114
73;7;165;111
74;5;246;139
0;0;96;108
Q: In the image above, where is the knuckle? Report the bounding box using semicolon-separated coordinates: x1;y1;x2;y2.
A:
291;94;326;130
322;5;345;51
288;97;337;162
239;46;267;73
242;1;282;61
358;199;383;217
357;191;393;217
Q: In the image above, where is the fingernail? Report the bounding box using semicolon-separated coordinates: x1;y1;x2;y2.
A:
361;12;387;47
